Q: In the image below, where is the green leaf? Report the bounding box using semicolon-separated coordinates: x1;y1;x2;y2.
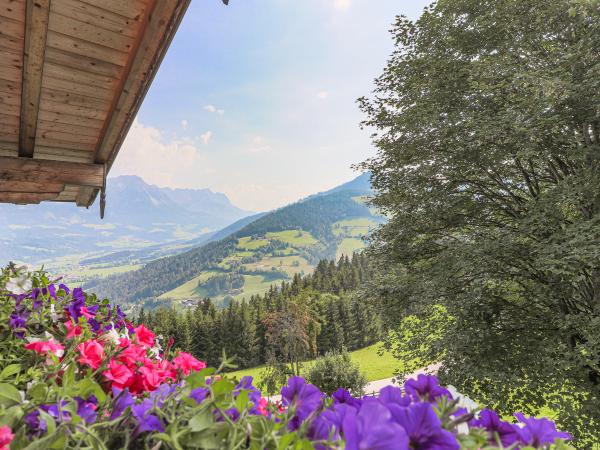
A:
0;364;21;380
0;383;21;407
75;378;106;403
188;411;213;432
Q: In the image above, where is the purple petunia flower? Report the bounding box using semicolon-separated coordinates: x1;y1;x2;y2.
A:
132;400;165;433
331;388;362;409
58;283;70;296
390;401;459;450
67;290;86;320
404;374;452;402
378;386;411;408
281;377;323;429
75;396;98;425
23;410;46;436
470;409;520;447
9;308;29;338
514;413;572;447
342;399;409;450
189;387;209;404
110;388;135;420
149;383;178;408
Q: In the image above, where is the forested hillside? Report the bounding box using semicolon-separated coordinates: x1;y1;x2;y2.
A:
140;254;381;371
87;187;382;307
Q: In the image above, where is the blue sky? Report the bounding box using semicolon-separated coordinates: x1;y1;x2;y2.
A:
111;0;430;211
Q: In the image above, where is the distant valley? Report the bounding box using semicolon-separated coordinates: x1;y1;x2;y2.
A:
85;173;382;309
0;175;251;281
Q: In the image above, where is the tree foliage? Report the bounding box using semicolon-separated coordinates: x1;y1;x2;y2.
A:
359;0;600;445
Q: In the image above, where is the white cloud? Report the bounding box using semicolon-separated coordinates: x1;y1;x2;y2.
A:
200;130;213;145
111;120;203;188
316;90;329;99
204;104;224;115
333;0;351;11
243;135;271;154
181;119;188;130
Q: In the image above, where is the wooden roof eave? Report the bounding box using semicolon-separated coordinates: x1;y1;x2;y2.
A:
0;0;192;210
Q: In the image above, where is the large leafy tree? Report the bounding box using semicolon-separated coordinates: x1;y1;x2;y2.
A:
359;0;600;443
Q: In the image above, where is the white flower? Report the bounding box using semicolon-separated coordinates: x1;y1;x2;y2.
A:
6;273;32;294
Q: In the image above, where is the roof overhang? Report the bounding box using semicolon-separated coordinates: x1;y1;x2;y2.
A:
0;0;190;208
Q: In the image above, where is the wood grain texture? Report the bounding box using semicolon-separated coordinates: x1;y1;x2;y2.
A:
19;0;50;157
0;155;103;186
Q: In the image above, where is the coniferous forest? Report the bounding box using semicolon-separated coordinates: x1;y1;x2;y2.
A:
139;254;381;371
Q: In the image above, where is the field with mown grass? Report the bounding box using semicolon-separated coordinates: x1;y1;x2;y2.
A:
228;342;399;384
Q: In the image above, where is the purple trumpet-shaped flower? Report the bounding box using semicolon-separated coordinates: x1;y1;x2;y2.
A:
514;413;571;448
58;283;70;296
404;374;452;402
281;376;323;429
390;401;459;450
189;387;209;404
75;396;98;425
378;385;410;408
132;400;165;433
342;399;409;450
308;404;353;448
23;410;46;437
470;409;520;447
9;308;29;339
110;388;135;420
67;290;86;320
332;388;362;409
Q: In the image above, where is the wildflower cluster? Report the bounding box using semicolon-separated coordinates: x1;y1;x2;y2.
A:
0;266;573;449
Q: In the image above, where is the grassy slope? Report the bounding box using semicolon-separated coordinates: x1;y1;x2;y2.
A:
228;343;398;383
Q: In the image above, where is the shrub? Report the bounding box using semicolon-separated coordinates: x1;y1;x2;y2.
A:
0;265;573;449
307;350;366;396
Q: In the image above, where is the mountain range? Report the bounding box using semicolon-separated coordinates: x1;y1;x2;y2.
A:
0;175;251;265
85;174;380;309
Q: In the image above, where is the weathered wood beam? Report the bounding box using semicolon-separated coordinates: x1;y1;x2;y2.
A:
0;192;60;204
0;156;103;188
19;0;51;158
0;180;64;193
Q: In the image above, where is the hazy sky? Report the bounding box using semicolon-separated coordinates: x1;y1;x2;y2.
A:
111;0;430;211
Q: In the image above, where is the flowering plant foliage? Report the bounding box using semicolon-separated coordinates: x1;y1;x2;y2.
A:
0;266;574;449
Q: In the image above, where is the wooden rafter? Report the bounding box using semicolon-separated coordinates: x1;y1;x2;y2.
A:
0;156;103;187
19;0;51;158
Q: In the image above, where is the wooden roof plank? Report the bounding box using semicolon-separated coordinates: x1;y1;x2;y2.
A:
37;108;105;128
0;155;103;187
51;0;140;38
78;0;147;21
0;180;65;192
0;192;61;203
34;145;94;163
44;47;121;79
46;29;128;66
37;119;100;138
19;0;51;158
0;0;26;22
48;10;137;53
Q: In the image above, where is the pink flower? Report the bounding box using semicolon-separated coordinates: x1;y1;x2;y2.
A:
118;344;147;367
64;320;83;339
24;339;64;357
133;324;155;348
172;352;206;375
118;337;131;348
138;365;163;392
77;340;106;370
0;425;14;450
257;397;269;416
80;307;95;319
103;359;134;389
